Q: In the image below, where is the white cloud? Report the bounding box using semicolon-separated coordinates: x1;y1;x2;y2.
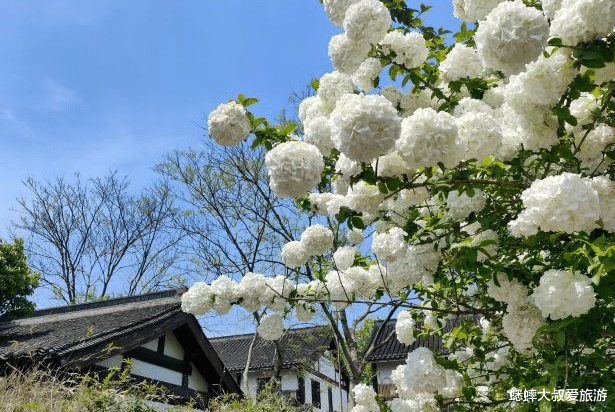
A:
45;79;80;111
0;107;36;139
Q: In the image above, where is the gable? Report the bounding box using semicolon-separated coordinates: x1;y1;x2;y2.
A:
0;288;241;398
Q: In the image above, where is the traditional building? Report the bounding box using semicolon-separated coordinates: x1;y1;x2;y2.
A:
364;319;447;401
0;287;241;406
210;326;349;411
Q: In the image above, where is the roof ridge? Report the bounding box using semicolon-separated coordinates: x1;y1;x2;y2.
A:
20;287;188;319
209;324;330;341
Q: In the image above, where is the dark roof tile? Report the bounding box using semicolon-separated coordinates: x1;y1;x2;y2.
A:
210;326;334;373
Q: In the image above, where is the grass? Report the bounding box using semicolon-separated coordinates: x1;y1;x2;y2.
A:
0;365;301;412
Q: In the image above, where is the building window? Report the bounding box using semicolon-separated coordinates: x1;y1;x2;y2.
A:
328;387;333;411
311;379;321;408
297;376;305;404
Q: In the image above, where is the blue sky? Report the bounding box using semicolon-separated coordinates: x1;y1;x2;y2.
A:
1;1;457;315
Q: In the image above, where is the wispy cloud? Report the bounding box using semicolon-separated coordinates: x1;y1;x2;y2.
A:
0;107;36;139
45;79;80;112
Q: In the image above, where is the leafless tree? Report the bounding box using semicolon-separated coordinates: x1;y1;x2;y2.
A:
11;172;185;304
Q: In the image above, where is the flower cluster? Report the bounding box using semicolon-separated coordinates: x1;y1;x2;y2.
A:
207;101;251;146
330;93;402;162
392;348;463;400
264;141;324;198
257;313;285;341
380;31;428;69
508;173;603;236
395;310;416;345
195;0;615;408
474;0;549;75
531;269;596;320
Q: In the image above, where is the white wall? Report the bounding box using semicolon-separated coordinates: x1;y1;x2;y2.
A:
241;356;348;412
94;332;208;393
374;360;404;385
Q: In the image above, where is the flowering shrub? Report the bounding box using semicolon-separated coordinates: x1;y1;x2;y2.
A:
185;0;615;410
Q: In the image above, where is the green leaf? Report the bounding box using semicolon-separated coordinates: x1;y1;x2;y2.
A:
311;79;320;91
548;37;562;46
242;97;258;107
349;216;365;230
377;181;388;194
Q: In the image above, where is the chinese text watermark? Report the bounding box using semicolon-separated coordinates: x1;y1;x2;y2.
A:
508;388;607;403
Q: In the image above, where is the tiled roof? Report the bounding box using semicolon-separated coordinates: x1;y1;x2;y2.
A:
210;326;334;373
365;318;459;363
0;287;242;397
0;288;187;365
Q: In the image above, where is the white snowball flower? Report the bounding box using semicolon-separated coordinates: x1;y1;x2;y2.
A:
375;151;413;177
330;93;402;163
343;0;391;45
318;71;355;109
344;180;385;216
475;0;549;75
502;302;545;353
334;246;358;270
326;270;355;308
299;95;329;124
210;276;239;315
392;347;462;400
334;153;362;196
542;0;563;19
456;109;502;162
207;101;251;146
343;266;375;298
347;228;364;244
505;51;576;112
487;273;529;308
282;240;310;269
181;282;213;315
353;383;379;410
238;272;267;312
440;43;483;81
395;310;416;345
386;243;440;289
263;275;294;312
550;0;615;46
396;107;461;168
380;31;428;69
591;176;615;231
445;189;486;220
303;116;335;156
323;0;361;27
265;141;324;198
372;227;408;263
508;173;601;236
301;224;334;256
568;93;600;132
257;313;285;341
352;58;382;92
531;269;596;320
453;0;505;21
383;187;430;226
295;302;314;322
496;104;560;153
309;192;346;218
328;33;372;74
579;124;615;172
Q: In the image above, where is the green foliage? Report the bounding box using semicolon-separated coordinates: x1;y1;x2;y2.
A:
206;380;301;412
0;364;201;412
0;238;39;319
